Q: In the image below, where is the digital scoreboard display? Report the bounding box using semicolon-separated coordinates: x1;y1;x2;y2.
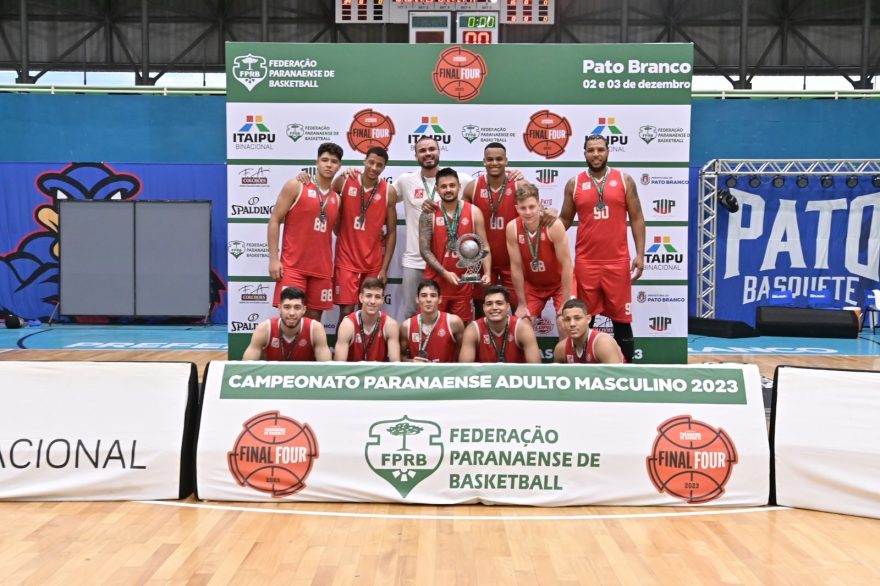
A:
456;12;499;44
336;0;553;25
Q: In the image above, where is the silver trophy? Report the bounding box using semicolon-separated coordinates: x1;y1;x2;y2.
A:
454;233;488;284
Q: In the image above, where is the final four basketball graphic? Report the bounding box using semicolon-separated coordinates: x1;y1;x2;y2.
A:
228;410;319;498
347;108;396;154
432;46;488;102
646;415;738;504
523;110;572;159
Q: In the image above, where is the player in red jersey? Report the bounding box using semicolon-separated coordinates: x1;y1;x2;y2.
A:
335;277;400;362
242;287;332;361
400;279;464;362
268;142;342;321
559;134;645;362
459;285;541;364
330;146;398;325
553;298;624;364
419;167;491;322
463;142;520;313
506;181;573;336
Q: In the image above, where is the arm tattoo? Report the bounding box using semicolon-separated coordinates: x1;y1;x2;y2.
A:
419;210;446;274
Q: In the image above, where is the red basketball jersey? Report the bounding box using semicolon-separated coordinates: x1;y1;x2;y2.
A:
572;168;629;263
424;201;476;299
263;317;317;361
472;175;517;270
405;312;457;362
563;329;603;364
335;174;388;273
344;311;389;362
280;182;339;278
475;315;525;363
515;217;560;289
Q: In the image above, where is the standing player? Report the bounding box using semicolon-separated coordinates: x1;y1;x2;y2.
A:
463;142;520;315
419;168;491;322
506;182;573;335
242;287;332;361
459;285;542;364
553;299;624;364
392;137;474;322
330;146;398;324
559;134;645;363
267;142;342;321
400;279;464;362
335;277;400;362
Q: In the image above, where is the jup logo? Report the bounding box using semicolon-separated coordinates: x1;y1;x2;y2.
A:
365;416;443;498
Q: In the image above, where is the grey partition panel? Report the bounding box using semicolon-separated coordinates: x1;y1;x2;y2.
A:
59;200;136;315
135;202;211;316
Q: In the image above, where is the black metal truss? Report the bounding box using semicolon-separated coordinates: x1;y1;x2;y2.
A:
0;0;877;87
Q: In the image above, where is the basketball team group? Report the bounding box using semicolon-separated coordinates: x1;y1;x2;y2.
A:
243;133;646;365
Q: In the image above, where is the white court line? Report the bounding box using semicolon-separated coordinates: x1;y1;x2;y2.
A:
139;500;791;522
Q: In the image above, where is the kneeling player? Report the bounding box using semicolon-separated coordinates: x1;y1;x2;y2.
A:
459;285;541;363
335;277;400;362
506;182;573;336
554;299;624;364
400;279;464;362
243;287;332;361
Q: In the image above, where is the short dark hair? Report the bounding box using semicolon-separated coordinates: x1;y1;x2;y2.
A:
515;181;540;203
483;284;511;304
584;134;609;149
365;146;389;162
318;142;344;160
436;167;459;183
360;277;385;293
280;287;306;303
484;142;506;153
562;298;589;314
417;279;441;296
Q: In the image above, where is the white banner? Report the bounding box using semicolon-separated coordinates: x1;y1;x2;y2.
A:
773;366;880;519
0;362;194;500
197;362;768;506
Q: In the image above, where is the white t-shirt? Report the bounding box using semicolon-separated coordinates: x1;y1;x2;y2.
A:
394;170;473;270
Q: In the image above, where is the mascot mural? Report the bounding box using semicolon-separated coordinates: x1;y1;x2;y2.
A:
0;162;227;322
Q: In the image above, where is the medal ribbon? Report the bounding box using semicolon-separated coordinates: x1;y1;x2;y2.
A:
488;318;510;363
487;177;507;220
358;311;381;359
417;314;439;357
442;201;462;249
280;321;303;361
359;178;380;219
589;169;608;209
316;183;331;220
421;175;437;201
525;222;541;265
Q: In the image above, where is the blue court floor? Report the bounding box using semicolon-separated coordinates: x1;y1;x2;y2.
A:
2;323;879;356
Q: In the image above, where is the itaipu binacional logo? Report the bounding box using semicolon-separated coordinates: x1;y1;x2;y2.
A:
232;54;267;92
365;416;443;498
432;46;488;102
646;415;738;504
228;411;319;498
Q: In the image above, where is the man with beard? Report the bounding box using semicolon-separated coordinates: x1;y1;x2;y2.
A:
458;285;542;364
335;277;400;362
243;287;332;361
400;279;464;362
558;134;645;363
553;298;624;364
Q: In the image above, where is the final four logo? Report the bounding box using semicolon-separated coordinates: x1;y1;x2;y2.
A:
232;54;267;92
432;46;488;102
365;416;443;498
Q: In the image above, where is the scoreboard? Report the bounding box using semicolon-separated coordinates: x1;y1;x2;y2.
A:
336;0;554;25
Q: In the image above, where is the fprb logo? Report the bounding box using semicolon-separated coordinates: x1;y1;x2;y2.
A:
652;198;676;215
232;54;267;92
645;235;683;265
365;416;443;498
649;316;672;332
462;124;480;143
347;108;395;154
286;123;305;142
432;46;488;102
523;110;572;160
646;415;738;504
639;125;658;144
409;116;451;146
228;411;319;498
535;169;559;185
228;240;245;259
590;116;628;148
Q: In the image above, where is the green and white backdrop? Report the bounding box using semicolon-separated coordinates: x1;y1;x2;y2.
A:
226;42;693;362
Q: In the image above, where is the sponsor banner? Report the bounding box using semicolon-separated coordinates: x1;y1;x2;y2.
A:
226;102;691;163
0;362;193;500
636;168;690;222
228;282;275;335
197;362;768;505
636;226;688;281
715;176;880;325
773;366;880;519
227;164;293;218
226;43;693;105
228;222;271;277
631;285;688;337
